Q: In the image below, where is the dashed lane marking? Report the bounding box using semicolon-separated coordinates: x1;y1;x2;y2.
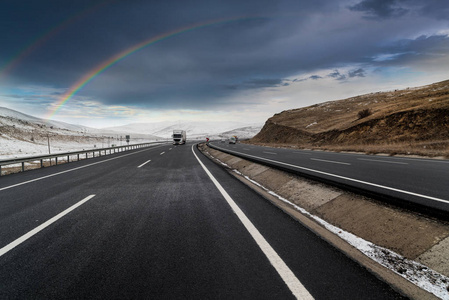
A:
0;195;96;257
137;160;151;168
310;158;351;166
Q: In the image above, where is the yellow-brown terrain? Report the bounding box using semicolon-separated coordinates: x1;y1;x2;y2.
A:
250;79;449;157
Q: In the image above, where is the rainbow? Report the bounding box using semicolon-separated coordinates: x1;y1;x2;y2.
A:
46;16;264;119
0;0;112;79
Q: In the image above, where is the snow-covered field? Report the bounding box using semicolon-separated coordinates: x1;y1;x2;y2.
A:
0;107;262;159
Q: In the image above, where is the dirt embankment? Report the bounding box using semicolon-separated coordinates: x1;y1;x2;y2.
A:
250;80;449;157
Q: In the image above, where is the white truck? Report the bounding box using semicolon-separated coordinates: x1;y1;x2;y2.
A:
172;130;186;145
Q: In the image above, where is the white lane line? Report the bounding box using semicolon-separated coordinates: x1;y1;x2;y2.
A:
292;151;311;155
137;160;151;168
0;145;166;192
357;158;408;165
210;145;449;205
0;195;95;257
160;152;165;155
263;151;278;155
192;145;313;299
169;148;172;150
311;158;351;166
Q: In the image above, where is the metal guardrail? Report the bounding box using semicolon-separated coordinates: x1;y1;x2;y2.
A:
0;141;164;176
206;142;449;220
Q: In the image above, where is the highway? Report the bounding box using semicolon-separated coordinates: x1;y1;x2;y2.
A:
209;141;449;216
0;142;405;299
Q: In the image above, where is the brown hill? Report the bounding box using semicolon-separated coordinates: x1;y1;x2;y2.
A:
250;79;449;157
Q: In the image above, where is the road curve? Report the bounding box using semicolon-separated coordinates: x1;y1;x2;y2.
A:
0;143;405;299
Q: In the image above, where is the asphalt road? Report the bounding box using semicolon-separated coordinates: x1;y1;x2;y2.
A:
209;141;449;215
0;142;405;299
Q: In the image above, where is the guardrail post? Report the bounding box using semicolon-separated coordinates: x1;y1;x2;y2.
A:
56;157;58;165
40;159;43;168
22;162;25;172
77;154;80;161
67;155;70;163
0;165;2;176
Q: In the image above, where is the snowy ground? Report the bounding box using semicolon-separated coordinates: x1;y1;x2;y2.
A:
0;106;262;160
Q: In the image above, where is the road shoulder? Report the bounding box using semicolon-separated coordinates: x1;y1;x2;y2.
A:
199;143;449;299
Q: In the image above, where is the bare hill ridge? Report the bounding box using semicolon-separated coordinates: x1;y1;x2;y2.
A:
250;79;449;157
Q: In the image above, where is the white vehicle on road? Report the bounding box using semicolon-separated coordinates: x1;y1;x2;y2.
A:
173;130;186;145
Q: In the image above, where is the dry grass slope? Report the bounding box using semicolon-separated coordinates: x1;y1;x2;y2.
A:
251;79;449;157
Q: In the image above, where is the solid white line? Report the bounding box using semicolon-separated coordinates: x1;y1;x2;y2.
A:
160;152;165;155
210;144;449;205
137;160;151;168
310;158;351;165
263;151;278;155
0;195;95;257
357;158;408;165
192;145;313;299
0;144;166;192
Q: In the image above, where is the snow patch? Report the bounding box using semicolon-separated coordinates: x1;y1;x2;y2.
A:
306;122;317;128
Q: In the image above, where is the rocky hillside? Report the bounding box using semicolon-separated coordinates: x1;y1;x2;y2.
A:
250;79;449;157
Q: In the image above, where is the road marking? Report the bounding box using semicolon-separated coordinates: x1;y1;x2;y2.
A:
209;144;449;205
0;195;95;257
169;148;172;150
192;145;313;300
0;144;166;192
160;152;165;155
292;151;311;155
137;160;151;168
310;158;351;165
357;158;408;165
263;151;277;155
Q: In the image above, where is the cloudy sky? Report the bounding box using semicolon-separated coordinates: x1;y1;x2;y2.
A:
0;0;448;128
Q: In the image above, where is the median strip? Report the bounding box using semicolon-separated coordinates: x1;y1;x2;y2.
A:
209;144;449;205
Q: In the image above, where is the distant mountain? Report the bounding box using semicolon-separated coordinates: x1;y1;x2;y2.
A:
0;106;263;158
0;107;89;132
102;121;263;139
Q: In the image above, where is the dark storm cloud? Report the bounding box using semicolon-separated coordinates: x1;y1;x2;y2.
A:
348;68;366;78
370;34;449;67
348;0;449;20
419;0;449;20
1;0;449;112
348;0;409;19
327;70;346;81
